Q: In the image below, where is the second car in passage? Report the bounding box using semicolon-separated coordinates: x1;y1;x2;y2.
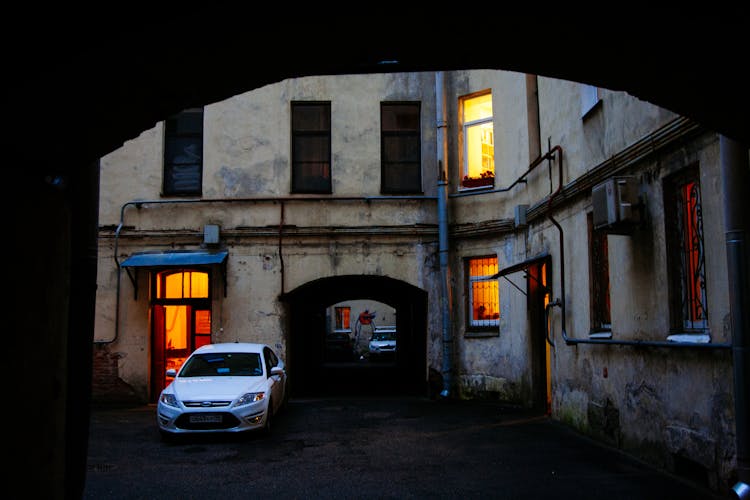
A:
368;327;397;361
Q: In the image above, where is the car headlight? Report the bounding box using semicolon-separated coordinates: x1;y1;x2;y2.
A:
160;393;179;408
235;392;265;407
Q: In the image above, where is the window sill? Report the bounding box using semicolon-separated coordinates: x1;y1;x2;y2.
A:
666;333;711;344
460;180;494;190
589;331;612;339
465;331;499;339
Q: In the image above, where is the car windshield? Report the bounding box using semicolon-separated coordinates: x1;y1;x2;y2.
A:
372;332;395;341
179;352;263;377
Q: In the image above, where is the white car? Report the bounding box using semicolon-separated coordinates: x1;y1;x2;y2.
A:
368;327;397;360
157;342;288;440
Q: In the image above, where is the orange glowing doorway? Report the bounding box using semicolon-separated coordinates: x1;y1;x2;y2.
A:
526;260;552;415
150;269;212;401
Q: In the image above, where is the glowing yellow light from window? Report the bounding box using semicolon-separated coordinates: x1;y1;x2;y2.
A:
188;272;209;298
463;94;494;180
469;257;497;276
165;305;188;349
470;257;499;320
464;93;492;122
158;271;209;299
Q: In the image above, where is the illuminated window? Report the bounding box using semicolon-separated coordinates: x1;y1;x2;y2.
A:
588;213;611;332
381;102;422;193
467;256;500;329
664;166;708;332
156;270;209;299
163;108;203;196
194;309;212;349
461;92;494;190
291;101;331;193
335;307;351;331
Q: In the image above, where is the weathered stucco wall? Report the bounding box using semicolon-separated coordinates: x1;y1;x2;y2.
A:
93;68;738;490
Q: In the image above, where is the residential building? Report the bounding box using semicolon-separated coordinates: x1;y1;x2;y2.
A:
94;69;739;491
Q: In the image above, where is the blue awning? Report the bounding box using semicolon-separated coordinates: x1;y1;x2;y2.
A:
120;250;228;268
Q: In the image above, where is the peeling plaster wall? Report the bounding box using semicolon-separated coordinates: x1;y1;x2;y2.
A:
533;80;735;488
94;68;738;489
96;71;449;403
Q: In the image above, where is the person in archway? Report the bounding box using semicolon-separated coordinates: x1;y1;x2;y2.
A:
358;309;376;326
355;309;377;355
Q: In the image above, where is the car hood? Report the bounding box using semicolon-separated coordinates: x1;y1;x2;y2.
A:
169;376;266;401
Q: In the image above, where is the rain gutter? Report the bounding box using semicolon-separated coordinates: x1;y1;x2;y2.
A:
436;71;453;397
721;135;750;494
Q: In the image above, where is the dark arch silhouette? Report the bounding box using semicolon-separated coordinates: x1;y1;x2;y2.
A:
281;275;428;397
6;12;748;499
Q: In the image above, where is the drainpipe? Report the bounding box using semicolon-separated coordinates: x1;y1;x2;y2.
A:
436;71;453;398
721;135;750;497
278;201;286;296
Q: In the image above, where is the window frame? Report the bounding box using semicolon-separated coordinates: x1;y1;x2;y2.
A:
162;108;204;197
588;213;611;334
465;255;500;331
664;165;709;334
334;306;351;332
291;101;332;194
380;101;423;194
459;91;495;191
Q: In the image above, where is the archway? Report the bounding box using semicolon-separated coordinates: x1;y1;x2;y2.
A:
281;275;428;397
8;14;749;500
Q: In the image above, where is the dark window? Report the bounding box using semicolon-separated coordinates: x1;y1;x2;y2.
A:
263;347;279;373
664;165;708;332
163;108;203;196
588;213;611;332
291;102;331;193
381;102;422;193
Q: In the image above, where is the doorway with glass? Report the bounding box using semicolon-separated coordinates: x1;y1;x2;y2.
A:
150;269;213;400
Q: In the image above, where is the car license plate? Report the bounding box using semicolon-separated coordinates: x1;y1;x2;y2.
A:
189;414;222;423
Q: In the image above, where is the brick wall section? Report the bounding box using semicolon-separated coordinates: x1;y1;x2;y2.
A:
91;344;141;405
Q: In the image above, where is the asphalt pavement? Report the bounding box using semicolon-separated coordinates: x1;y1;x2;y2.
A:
84;396;729;499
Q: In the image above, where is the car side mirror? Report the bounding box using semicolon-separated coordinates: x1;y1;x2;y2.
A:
166;369;177;378
270;366;284;377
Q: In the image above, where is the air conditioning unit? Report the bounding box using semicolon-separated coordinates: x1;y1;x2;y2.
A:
592;176;640;234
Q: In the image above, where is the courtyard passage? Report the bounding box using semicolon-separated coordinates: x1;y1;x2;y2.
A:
84;397;727;499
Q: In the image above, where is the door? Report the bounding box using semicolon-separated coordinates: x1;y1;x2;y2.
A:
150;269;212;401
527;260;552;415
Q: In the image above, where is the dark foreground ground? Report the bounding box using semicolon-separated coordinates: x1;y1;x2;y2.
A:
84;397;729;500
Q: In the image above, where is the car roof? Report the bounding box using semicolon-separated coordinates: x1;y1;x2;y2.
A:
192;342;268;355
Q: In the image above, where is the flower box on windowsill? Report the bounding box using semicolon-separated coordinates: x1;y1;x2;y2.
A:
461;177;494;189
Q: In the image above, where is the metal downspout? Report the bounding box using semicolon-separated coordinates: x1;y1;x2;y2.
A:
721;136;750;496
102;208;128;345
436;71;453;397
278;201;285;296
